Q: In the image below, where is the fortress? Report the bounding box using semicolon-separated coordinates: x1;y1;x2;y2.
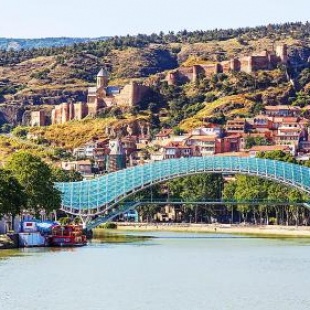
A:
50;68;149;125
167;44;288;85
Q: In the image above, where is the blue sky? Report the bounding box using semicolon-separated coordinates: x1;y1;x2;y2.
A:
1;0;310;38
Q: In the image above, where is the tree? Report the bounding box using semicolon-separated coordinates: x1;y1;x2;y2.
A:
256;150;297;163
6;152;61;214
168;174;223;223
0;169;27;217
245;136;272;149
51;167;83;182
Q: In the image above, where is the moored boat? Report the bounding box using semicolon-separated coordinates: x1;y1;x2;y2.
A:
49;224;87;247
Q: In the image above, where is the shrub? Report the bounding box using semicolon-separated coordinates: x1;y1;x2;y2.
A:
99;222;118;229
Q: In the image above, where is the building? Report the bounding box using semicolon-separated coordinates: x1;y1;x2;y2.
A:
250;116;276;132
87;67;149;108
274;118;303;153
51;68;149;125
155;129;173;140
263;105;301;117
162;142;195;159
62;160;93;174
226;118;249;134
190;125;224;138
107;139;126;172
185;135;220;156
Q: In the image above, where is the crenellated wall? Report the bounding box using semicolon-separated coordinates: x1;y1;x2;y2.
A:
167;44;289;85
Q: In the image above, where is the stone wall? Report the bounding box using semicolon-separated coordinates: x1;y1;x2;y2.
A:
114;82;149;107
30;110;45;127
167;44;288;84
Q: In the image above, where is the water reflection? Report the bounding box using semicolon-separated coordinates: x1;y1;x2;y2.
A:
0;249;22;260
91;230;152;244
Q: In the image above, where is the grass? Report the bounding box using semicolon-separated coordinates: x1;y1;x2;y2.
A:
0;136;55;162
29;115;149;149
179;94;253;131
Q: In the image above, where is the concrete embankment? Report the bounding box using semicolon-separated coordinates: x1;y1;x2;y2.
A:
114;223;310;237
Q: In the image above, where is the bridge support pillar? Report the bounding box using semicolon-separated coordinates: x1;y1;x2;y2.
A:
79;215;92;229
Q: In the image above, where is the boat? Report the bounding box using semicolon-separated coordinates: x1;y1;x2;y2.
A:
18;221;49;247
49;224;87;247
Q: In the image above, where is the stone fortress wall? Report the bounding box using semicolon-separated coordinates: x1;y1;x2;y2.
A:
167;44;288;85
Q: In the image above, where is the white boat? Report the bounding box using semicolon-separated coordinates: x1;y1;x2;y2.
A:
18;232;46;247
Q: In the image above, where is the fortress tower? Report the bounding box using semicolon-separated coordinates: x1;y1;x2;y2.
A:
97;67;109;88
276;44;288;64
192;65;200;83
246;56;254;73
167;72;178;85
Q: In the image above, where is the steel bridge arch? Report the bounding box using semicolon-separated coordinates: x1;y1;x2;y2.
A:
55;156;310;217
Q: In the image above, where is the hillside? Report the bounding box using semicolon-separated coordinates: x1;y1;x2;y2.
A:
1;22;310;148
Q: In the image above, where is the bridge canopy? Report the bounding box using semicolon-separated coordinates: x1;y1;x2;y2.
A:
55;156;310;215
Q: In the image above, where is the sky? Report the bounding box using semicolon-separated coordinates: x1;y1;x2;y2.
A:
1;0;310;38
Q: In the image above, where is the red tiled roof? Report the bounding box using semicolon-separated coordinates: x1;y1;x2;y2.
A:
248;145;290;152
187;135;217;142
278;128;301;132
215;152;249;157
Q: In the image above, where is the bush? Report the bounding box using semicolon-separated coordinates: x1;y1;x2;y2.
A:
99;222;118;229
268;217;277;225
12;126;29;138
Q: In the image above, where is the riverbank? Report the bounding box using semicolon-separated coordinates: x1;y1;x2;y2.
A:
0;234;16;249
111;223;310;237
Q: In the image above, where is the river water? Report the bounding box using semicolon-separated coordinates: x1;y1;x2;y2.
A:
0;231;310;310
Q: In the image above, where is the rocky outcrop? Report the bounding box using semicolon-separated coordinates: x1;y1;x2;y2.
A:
0;89;88;126
0;105;25;126
7;89;87;106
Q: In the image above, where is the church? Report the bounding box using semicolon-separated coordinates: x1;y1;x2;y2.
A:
50;68;149;125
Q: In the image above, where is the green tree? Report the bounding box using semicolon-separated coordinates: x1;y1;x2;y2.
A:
0;169;27;217
168;174;223;223
6;152;61;214
256;150;297;163
51;167;83;182
245;136;272;149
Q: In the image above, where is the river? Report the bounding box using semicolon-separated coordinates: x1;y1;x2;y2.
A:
0;231;310;310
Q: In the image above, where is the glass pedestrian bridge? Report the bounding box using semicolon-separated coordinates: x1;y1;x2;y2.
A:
55;156;310;216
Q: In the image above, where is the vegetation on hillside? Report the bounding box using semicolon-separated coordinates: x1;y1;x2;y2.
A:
1;22;310;156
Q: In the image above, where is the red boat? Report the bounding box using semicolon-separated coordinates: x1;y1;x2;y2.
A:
49;224;87;247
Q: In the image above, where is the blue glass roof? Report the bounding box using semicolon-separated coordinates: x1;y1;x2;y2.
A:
55;156;310;214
